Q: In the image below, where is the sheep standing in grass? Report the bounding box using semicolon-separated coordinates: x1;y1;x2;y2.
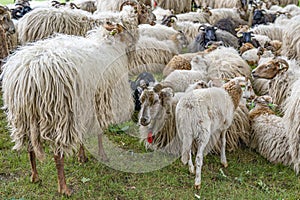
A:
176;78;243;189
1;7;137;196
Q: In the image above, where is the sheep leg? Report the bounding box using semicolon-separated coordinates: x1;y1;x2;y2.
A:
28;145;39;183
54;154;72;196
77;144;88;163
98;133;109;162
181;135;193;165
188;150;195;174
220;130;228;168
195;136;209;190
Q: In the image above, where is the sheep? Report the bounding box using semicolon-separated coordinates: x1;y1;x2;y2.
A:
213;16;247;36
17;7;100;45
203;46;252;80
188;25;239;53
18;1;155;45
1;8;138;195
0;5;17;52
138;24;188;51
162;42;224;78
249;95;292;166
138;77;252;157
130;72;156;111
76;0;97;13
162;70;208;92
252;9;277;26
128;35;179;75
195;0;243;9
155;0;192;14
283;79;300;174
250;23;283;41
0;25;9;66
252;57;300;111
281;17;300;61
206;8;246;25
162;55;191;77
176;78;243;189
162;47;251;92
175;10;210;23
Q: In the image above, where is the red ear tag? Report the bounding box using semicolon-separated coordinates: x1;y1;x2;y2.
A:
147;132;153;144
154;1;157;8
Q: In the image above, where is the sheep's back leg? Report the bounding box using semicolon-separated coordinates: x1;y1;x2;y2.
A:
98;133;109;162
188;150;195;174
54;154;72;196
28;144;39;183
220;130;228;168
77;144;88;163
195;134;210;189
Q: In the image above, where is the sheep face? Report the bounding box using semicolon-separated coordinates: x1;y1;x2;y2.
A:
252;59;289;79
0;6;15;34
139;87;173;135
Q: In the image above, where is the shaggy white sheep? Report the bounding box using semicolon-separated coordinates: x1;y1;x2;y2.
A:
2;8;137;196
17;7;99;45
156;0;192;14
249;95;292;166
176;78;243;189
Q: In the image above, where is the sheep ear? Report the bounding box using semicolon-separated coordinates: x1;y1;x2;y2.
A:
274;58;289;72
153;83;163;93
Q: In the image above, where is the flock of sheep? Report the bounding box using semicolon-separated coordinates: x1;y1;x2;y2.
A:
0;0;300;196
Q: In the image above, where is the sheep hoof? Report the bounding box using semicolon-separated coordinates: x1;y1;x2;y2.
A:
78;155;88;163
58;185;73;197
100;154;109;162
189;167;195;174
30;174;40;183
194;183;201;190
222;162;228;168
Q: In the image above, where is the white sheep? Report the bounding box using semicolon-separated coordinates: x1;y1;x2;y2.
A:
283;79;300;173
281;16;300;61
155;0;192;14
17;7;99;45
249;95;292;166
1;9;137;196
176;78;243;189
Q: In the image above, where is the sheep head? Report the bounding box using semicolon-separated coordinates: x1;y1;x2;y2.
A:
161;14;177;27
252;58;289;79
222;78;243;109
120;1;156;25
139;85;174;136
0;6;15;34
239;42;255;54
198;25;218;44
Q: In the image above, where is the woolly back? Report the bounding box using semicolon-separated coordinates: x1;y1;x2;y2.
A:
17;7;96;45
1;34;133;159
281;17;300;61
222;80;243;109
283;79;300;173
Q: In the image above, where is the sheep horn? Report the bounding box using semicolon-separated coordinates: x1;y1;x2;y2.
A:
119;1;137;11
198;24;207;32
274;58;289;72
70;3;80;9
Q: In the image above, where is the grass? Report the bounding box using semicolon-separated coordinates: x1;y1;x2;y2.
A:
1;105;300;199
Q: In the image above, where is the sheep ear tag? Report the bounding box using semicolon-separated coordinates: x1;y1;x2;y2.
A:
147;131;153;144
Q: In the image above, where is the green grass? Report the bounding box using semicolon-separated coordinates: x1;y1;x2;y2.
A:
0;106;300;199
